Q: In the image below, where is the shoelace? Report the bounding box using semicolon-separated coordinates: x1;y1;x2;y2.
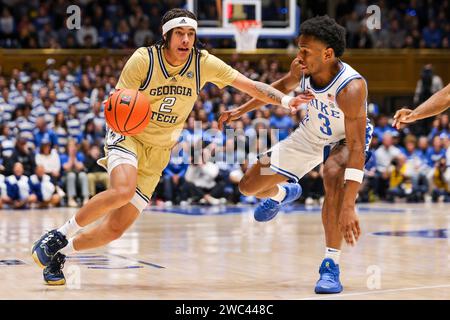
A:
49;255;65;273
261;199;278;210
319;265;338;281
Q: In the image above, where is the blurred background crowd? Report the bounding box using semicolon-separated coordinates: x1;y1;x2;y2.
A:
0;0;449;49
0;0;449;209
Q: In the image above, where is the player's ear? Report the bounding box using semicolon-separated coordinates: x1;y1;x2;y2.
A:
324;47;334;61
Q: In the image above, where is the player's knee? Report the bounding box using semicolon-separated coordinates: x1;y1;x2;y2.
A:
105;221;126;241
110;186;135;204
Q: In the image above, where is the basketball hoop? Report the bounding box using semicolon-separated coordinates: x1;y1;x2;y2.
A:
232;20;261;52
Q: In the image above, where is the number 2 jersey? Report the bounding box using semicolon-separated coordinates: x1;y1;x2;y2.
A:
300;61;373;150
116;45;239;148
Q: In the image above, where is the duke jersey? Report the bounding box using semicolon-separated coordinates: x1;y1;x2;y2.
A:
300;61;373;150
116;45;239;148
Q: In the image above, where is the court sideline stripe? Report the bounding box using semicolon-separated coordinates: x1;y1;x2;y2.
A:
107;253;165;269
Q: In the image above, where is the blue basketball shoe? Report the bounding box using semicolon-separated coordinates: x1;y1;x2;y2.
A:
314;258;343;294
254;183;302;222
32;229;68;269
43;253;66;286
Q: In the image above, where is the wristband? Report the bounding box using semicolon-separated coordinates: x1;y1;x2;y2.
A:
344;168;364;183
281;95;293;109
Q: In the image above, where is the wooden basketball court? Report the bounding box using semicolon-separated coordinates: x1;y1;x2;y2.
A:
0;203;449;300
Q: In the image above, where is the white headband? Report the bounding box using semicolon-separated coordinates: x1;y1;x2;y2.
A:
162;17;198;35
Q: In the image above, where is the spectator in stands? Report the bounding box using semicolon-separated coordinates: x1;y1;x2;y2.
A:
422;21;443;48
430;158;450;202
29;165;60;208
76;17;98;47
162;144;189;205
414;64;444;106
60;139;89;207
301;165;324;205
181;147;225;205
0;124;15;159
133;17;154;47
33;116;58;149
53;111;69;153
373;114;397;141
3;162;34;209
84;144;109;198
386;154;416;203
35;138;61;184
375;132;402;199
426;135;447;168
4;134;35;176
269;106;294;141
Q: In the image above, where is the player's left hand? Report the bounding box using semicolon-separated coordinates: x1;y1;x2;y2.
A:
339;205;361;246
218;108;243;130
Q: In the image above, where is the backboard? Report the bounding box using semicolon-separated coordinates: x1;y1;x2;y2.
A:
186;0;299;39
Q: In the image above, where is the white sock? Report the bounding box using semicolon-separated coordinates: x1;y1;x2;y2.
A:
57;216;82;238
59;237;76;255
270;185;286;203
325;247;341;264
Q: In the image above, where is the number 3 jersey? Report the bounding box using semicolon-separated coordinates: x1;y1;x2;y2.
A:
116;45;239;148
300;61;373;149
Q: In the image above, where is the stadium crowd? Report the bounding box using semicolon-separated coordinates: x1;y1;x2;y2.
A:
0;0;449;209
0;53;449;209
0;0;449;49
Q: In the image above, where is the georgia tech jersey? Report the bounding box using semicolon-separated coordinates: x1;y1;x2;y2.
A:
116;44;238;148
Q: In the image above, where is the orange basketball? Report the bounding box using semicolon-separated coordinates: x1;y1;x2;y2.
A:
104;89;151;136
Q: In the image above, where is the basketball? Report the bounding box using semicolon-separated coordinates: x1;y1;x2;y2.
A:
104;88;152;136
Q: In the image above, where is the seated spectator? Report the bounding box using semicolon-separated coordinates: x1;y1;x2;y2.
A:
84;145;109;197
426;135;446;168
3;162;35;209
181;147;225;205
0;174;6;208
162;145;189;205
60;139;89;207
301;165;324;205
373;115;397;141
29;165;60;208
374;132;402;199
430;158;450;202
4;134;36;176
35;138;61;184
386;154;424;203
33;116;58;149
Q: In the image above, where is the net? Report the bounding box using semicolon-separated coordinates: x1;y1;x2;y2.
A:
232;20;262;52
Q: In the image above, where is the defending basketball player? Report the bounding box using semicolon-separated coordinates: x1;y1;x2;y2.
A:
393;83;450;129
31;8;313;285
219;16;373;294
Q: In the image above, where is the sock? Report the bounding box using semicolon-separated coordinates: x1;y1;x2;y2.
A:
57;216;82;238
325;247;341;264
59;237;76;255
270;185;286;203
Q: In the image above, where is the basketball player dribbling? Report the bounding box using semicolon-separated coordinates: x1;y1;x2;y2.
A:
219;16;373;294
31;8;313;285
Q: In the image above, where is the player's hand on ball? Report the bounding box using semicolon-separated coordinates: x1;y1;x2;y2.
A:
339;206;361;246
218;108;243;130
392;108;415;129
288;90;315;114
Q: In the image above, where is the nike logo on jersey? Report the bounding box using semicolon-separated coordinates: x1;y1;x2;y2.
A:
309;99;341;119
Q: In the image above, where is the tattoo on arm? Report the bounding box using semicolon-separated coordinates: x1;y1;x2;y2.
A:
254;82;283;103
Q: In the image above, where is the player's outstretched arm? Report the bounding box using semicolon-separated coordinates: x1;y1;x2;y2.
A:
393;83;450;129
218;59;313;130
336;79;367;246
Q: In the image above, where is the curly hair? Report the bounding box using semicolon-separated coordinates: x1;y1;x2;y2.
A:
300;15;346;57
